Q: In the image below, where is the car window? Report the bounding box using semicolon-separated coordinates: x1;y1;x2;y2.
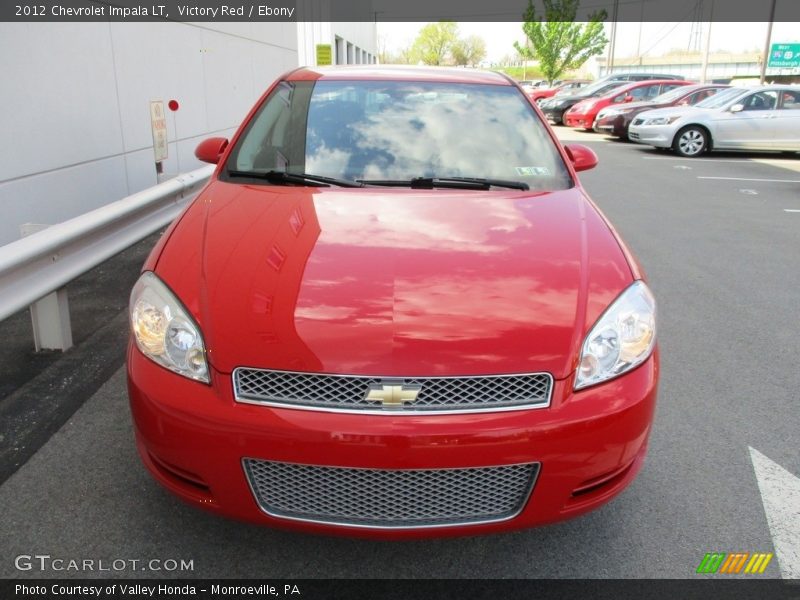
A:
660;84;682;95
688;88;719;104
695;87;746;108
226;80;572;191
779;89;800;109
740;91;779;111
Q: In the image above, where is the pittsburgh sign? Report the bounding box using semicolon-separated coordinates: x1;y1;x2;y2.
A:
696;552;773;575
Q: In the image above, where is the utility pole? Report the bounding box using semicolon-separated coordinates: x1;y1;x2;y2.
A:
700;1;715;83
759;0;777;84
605;0;619;76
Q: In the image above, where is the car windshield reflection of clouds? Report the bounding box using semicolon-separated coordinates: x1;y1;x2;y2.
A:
233;80;571;191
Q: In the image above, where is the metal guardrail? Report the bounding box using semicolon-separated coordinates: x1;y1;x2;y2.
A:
0;165;215;350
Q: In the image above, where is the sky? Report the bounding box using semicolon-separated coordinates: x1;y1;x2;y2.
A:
377;22;800;64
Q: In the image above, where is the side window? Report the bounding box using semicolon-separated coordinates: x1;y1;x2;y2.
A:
741;91;779;111
690;89;718;105
661;84;681;95
627;86;648;100
779;90;800;109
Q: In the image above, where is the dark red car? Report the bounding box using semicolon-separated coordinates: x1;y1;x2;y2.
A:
127;66;659;538
564;79;693;131
594;84;729;138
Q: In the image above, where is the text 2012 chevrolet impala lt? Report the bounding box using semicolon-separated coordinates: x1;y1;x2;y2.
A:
127;66;659;538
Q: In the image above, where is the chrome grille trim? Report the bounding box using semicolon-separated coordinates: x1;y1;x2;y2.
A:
233;368;553;415
243;459;539;529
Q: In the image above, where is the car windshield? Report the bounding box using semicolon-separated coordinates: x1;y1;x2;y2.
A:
650;86;696;104
695;87;746;108
225;80;572;191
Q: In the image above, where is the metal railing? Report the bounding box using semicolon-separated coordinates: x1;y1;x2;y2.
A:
0;165;215;350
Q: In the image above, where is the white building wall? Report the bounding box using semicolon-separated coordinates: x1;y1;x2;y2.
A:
0;22;298;247
295;2;377;66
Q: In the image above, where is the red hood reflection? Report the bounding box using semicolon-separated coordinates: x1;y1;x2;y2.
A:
156;181;633;379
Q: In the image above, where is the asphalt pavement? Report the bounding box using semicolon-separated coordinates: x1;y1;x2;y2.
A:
1;131;798;579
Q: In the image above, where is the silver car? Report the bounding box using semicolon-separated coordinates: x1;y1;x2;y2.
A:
628;85;800;157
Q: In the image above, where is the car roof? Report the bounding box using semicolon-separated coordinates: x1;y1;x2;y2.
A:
599;79;693;95
287;65;513;86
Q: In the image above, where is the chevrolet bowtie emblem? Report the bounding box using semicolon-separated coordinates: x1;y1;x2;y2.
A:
365;381;422;408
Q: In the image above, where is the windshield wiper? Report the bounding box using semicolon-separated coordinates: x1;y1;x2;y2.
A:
228;170;363;188
357;176;529;191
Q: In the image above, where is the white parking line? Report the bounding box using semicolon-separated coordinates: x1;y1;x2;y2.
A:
698;176;800;183
784;209;800;213
642;157;755;163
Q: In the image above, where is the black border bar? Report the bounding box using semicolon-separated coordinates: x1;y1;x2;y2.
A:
3;579;800;600
2;0;800;22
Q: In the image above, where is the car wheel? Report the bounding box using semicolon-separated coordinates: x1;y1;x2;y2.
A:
673;126;708;157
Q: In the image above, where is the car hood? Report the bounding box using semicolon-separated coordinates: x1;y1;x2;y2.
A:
633;105;709;120
155;181;634;379
601;100;668;114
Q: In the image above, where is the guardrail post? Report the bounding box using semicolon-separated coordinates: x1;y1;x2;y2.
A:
30;288;73;351
20;223;74;351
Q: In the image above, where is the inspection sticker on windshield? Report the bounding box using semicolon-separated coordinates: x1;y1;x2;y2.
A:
515;166;551;176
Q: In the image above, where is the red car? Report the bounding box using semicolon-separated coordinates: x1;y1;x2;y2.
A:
564;79;693;131
127;66;659;539
529;79;590;103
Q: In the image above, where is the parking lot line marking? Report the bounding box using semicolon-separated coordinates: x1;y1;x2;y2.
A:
642;157;755;163
749;447;800;580
698;176;800;183
784;209;800;213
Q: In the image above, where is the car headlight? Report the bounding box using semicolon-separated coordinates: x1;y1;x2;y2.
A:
574;281;656;390
130;271;210;383
643;115;680;125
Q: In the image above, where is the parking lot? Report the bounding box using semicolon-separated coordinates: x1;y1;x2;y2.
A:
1;129;798;579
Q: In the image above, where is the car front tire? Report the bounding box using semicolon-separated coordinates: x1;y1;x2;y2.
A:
673;126;708;157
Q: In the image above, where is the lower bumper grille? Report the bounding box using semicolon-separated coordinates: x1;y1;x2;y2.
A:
243;459;539;529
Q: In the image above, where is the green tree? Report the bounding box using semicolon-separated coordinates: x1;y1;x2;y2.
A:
514;0;607;84
410;22;459;66
452;35;487;67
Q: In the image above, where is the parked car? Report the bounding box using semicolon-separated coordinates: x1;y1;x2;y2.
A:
127;66;659;538
564;79;693;131
539;73;685;124
530;80;590;103
594;84;729;139
628;85;800;156
518;79;542;93
539;81;628;124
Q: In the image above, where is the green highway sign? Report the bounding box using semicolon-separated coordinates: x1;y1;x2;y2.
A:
768;43;800;68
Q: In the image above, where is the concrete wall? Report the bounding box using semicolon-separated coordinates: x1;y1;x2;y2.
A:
0;22;299;247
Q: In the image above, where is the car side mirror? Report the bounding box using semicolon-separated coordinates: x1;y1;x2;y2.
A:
730;104;744;113
623;95;634;103
564;144;599;172
195;137;229;164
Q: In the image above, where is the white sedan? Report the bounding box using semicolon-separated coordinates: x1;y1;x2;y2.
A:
628;85;800;157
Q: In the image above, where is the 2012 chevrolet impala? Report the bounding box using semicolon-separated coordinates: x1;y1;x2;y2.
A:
127;66;659;538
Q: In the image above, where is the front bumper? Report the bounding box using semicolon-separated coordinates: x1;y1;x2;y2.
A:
127;344;659;539
628;124;674;148
563;112;596;129
594;115;626;137
540;107;567;124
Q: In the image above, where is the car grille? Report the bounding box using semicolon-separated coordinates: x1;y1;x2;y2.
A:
243;459;539;528
629;132;640;140
233;368;552;414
